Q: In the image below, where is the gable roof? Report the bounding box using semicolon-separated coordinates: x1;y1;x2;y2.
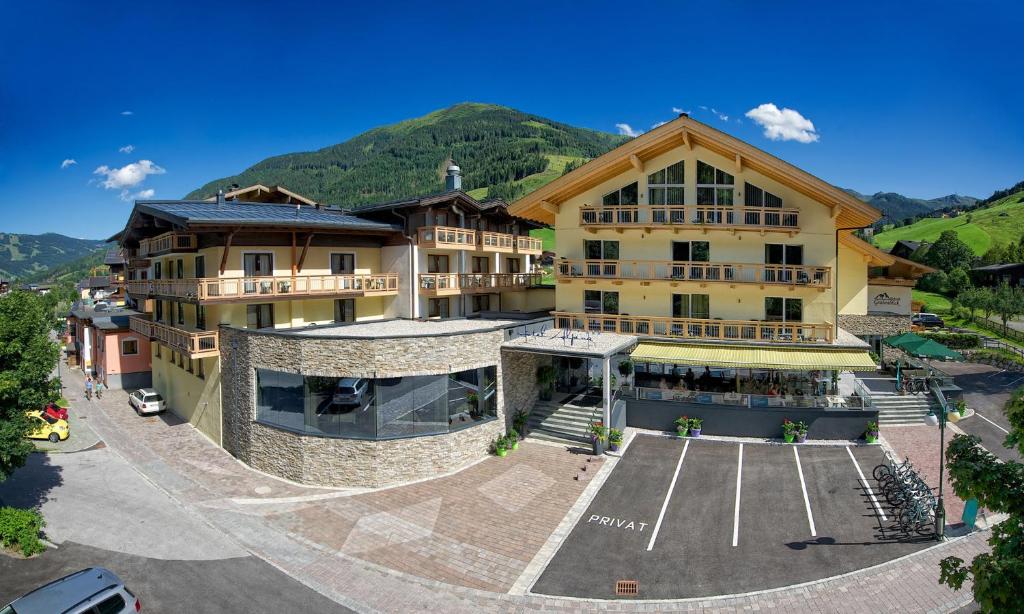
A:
840;233;896;266
509;114;881;228
210;184;318;206
126;200;401;234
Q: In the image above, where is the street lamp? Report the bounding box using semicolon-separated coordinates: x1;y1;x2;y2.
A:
923;408;947;540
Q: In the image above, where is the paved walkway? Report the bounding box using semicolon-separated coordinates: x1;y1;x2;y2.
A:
50;365;985;612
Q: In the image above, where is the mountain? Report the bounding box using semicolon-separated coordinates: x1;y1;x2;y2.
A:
842;189;979;224
187;103;629;205
0;233;107;280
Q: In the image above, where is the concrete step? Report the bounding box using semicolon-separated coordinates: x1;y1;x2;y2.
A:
530;417;594;432
527;427;591;447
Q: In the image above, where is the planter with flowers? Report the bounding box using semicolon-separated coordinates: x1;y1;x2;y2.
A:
794;421;809;443
674;416;690;438
608;428;623;452
865;420;879;443
589;422;608;455
688;417;703;437
782;419;798;443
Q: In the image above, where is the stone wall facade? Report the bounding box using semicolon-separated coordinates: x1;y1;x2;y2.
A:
838;313;911;337
500;350;551;428
220;325;539;488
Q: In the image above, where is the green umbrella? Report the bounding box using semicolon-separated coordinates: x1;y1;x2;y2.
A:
883;331;929;349
899;338;964;361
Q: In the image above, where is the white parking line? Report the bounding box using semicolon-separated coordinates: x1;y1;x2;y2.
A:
845;446;887;522
732;443;743;547
793;446;816;537
646;439;689;552
975;411;1011;435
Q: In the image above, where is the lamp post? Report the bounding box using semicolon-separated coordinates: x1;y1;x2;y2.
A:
923;408;947;540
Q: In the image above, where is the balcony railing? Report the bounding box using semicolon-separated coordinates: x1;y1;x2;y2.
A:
552;311;834;344
579;205;800;231
555;259;831;288
418;273;543;295
417;226;477;250
138;232;197;257
515;235;543;255
129;315;219;358
127;273;399;303
478;231;515;253
635;387;869;409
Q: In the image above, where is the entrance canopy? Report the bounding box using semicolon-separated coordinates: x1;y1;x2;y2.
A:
630;342;877;371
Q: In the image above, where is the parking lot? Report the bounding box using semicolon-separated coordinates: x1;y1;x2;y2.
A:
533;435;934;600
928;361;1022;463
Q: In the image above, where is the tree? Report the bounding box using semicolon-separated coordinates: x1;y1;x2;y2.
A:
946;268;972;297
924;230;976;272
939;388;1024;612
918;271;949;294
0;292;60;482
992;283;1024;328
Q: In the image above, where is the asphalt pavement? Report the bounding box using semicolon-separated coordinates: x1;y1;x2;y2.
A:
929;362;1022;463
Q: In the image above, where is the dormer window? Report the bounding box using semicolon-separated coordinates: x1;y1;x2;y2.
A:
696;161;734;206
647;161;685;205
745;182;783;208
602;181;638;206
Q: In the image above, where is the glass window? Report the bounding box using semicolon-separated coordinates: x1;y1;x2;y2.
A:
96;594;126;614
673;294;709;318
648;161;685;205
428;254;449;273
696;161;734;206
246;303;274;329
449;366;498;432
177;301;185;325
176;259;184;279
584;240;619;260
584;290;619;314
428;298;449;318
331;253;355;274
121;339;138;355
155;300;163;322
195;255;206;278
472;256;489;274
153;261;161;280
765;297;802;321
256;368;305;431
745;181;783;208
506;257;521;273
196;305;206;330
472;294;491;312
602;181;639;206
672;241;709;262
335;298;355;323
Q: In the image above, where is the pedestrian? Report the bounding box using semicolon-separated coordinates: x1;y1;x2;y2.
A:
85;376;93;401
95;380;104;400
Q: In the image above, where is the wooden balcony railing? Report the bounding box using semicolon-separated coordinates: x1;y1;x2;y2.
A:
478;231;515;253
127;273;399;303
579;205;800;231
515;235;543;255
555;259;831;288
129;315;219;358
417;226;477;250
138;232;197;257
418;273;543;295
551;311;834;344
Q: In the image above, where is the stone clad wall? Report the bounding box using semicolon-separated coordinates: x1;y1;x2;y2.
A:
838;314;911;337
220;325;538;488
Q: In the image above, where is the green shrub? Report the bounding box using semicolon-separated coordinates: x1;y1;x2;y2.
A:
0;507;46;556
919;332;981;349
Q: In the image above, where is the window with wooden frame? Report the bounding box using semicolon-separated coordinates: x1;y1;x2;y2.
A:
506;258;521;273
427;254;450;273
471;256;489;274
745;182;783;208
647;161;685;205
428;297;450;318
121;338;139;356
602;181;639;206
696;161;734;205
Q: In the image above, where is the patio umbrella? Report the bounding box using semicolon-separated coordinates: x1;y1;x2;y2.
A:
899;338;964;361
883;331;929;349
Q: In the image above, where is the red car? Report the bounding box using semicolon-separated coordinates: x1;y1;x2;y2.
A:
43;402;68;421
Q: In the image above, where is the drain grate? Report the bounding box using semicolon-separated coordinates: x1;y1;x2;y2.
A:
615;580;638;596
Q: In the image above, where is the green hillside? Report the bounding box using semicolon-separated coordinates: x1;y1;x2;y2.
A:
0;233;106;280
874;190;1024;255
187;103;627;206
844;189;978;224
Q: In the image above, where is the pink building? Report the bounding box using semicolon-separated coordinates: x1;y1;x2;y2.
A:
67;304;152;390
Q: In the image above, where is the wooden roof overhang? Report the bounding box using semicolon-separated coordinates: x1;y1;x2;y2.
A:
840;233;896;266
509;115;882;229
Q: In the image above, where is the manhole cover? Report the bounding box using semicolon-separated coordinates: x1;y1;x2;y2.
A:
615;580;638;596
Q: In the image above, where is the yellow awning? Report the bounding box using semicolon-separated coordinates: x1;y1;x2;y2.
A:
630;342;877;371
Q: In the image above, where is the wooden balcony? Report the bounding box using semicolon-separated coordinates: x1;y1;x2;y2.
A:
515;235;543;256
138;232;197;257
418;273;543;296
126;273;399;304
578;205;800;233
555;259;830;289
129;315;219;358
417;226;477;250
551;311;834;344
477;231;515;253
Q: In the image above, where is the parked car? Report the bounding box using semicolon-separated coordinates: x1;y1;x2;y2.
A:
1;567;140;614
332;377;369;407
912;312;945;328
128;389;165;415
43;401;68;421
24;410;69;443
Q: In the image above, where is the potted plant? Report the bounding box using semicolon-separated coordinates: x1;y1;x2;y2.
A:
507;429;520;450
795;421;809;443
608;428;623;452
955;399;967;417
536;364;556;401
674;416;690;438
688;417;703;438
467;392;480;418
493;436;509;458
782;418;797;443
589;422;607;455
865;420;879;443
512;410;528;437
618;359;634;387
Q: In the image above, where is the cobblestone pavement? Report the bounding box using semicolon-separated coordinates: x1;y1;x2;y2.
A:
57;365;984;612
882;425;970;525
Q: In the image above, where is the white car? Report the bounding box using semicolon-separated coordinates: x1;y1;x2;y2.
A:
129;388;165;415
2;567;141;613
332;378;368;407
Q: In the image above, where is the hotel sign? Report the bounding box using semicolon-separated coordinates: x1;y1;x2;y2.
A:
868;287;911;315
872;292;901;307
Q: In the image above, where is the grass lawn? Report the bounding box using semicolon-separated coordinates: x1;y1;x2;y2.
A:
530;227;555;252
466;154;585;202
912;289;952;314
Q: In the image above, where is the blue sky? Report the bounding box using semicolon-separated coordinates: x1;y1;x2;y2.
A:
1;0;1022;239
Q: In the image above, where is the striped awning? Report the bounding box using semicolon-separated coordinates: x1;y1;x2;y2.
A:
630;342;877;371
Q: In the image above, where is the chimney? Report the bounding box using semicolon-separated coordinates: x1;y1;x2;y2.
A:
216;189;225;205
445;162;462;191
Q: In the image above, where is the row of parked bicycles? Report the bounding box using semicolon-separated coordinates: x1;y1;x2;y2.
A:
872;452;937;535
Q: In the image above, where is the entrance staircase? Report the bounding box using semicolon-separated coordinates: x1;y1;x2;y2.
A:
525;392;601;447
873;391;939;427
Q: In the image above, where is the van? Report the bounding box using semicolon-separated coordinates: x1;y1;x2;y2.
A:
1;567;140;614
332;377;368;407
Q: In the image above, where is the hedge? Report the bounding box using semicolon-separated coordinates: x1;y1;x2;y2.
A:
918;332;981;349
0;507;46;556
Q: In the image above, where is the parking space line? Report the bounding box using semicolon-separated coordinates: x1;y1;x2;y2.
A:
732;443;743;547
645;439;689;552
975;411;1010;435
845;446;887;522
792;447;816;537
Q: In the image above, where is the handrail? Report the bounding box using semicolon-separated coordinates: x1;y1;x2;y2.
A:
478;231;515;252
635;386;864;409
419;272;543;293
552;311;833;343
579;205;799;229
555;259;830;287
515;236;543;254
138;232;197;257
417;226;477;248
129;315;219;357
126;273;399;301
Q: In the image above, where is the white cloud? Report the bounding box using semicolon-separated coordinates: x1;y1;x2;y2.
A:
744;103;820;143
672;107;691;115
710;108;729;122
93;159;165;190
120;110;133;116
615;123;643;138
118;144;135;154
651;120;668;129
120;188;155;201
60;159;77;169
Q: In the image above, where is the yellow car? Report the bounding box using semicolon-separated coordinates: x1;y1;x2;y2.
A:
25;410;69;443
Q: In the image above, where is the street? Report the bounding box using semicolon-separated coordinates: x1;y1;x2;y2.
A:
929;361;1022;463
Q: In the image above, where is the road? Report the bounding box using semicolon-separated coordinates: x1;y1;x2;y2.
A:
0;446;353;613
928;361;1022;463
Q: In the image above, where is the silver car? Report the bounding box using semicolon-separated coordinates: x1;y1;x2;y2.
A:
332;377;368;407
2;567;140;614
129;388;165;415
